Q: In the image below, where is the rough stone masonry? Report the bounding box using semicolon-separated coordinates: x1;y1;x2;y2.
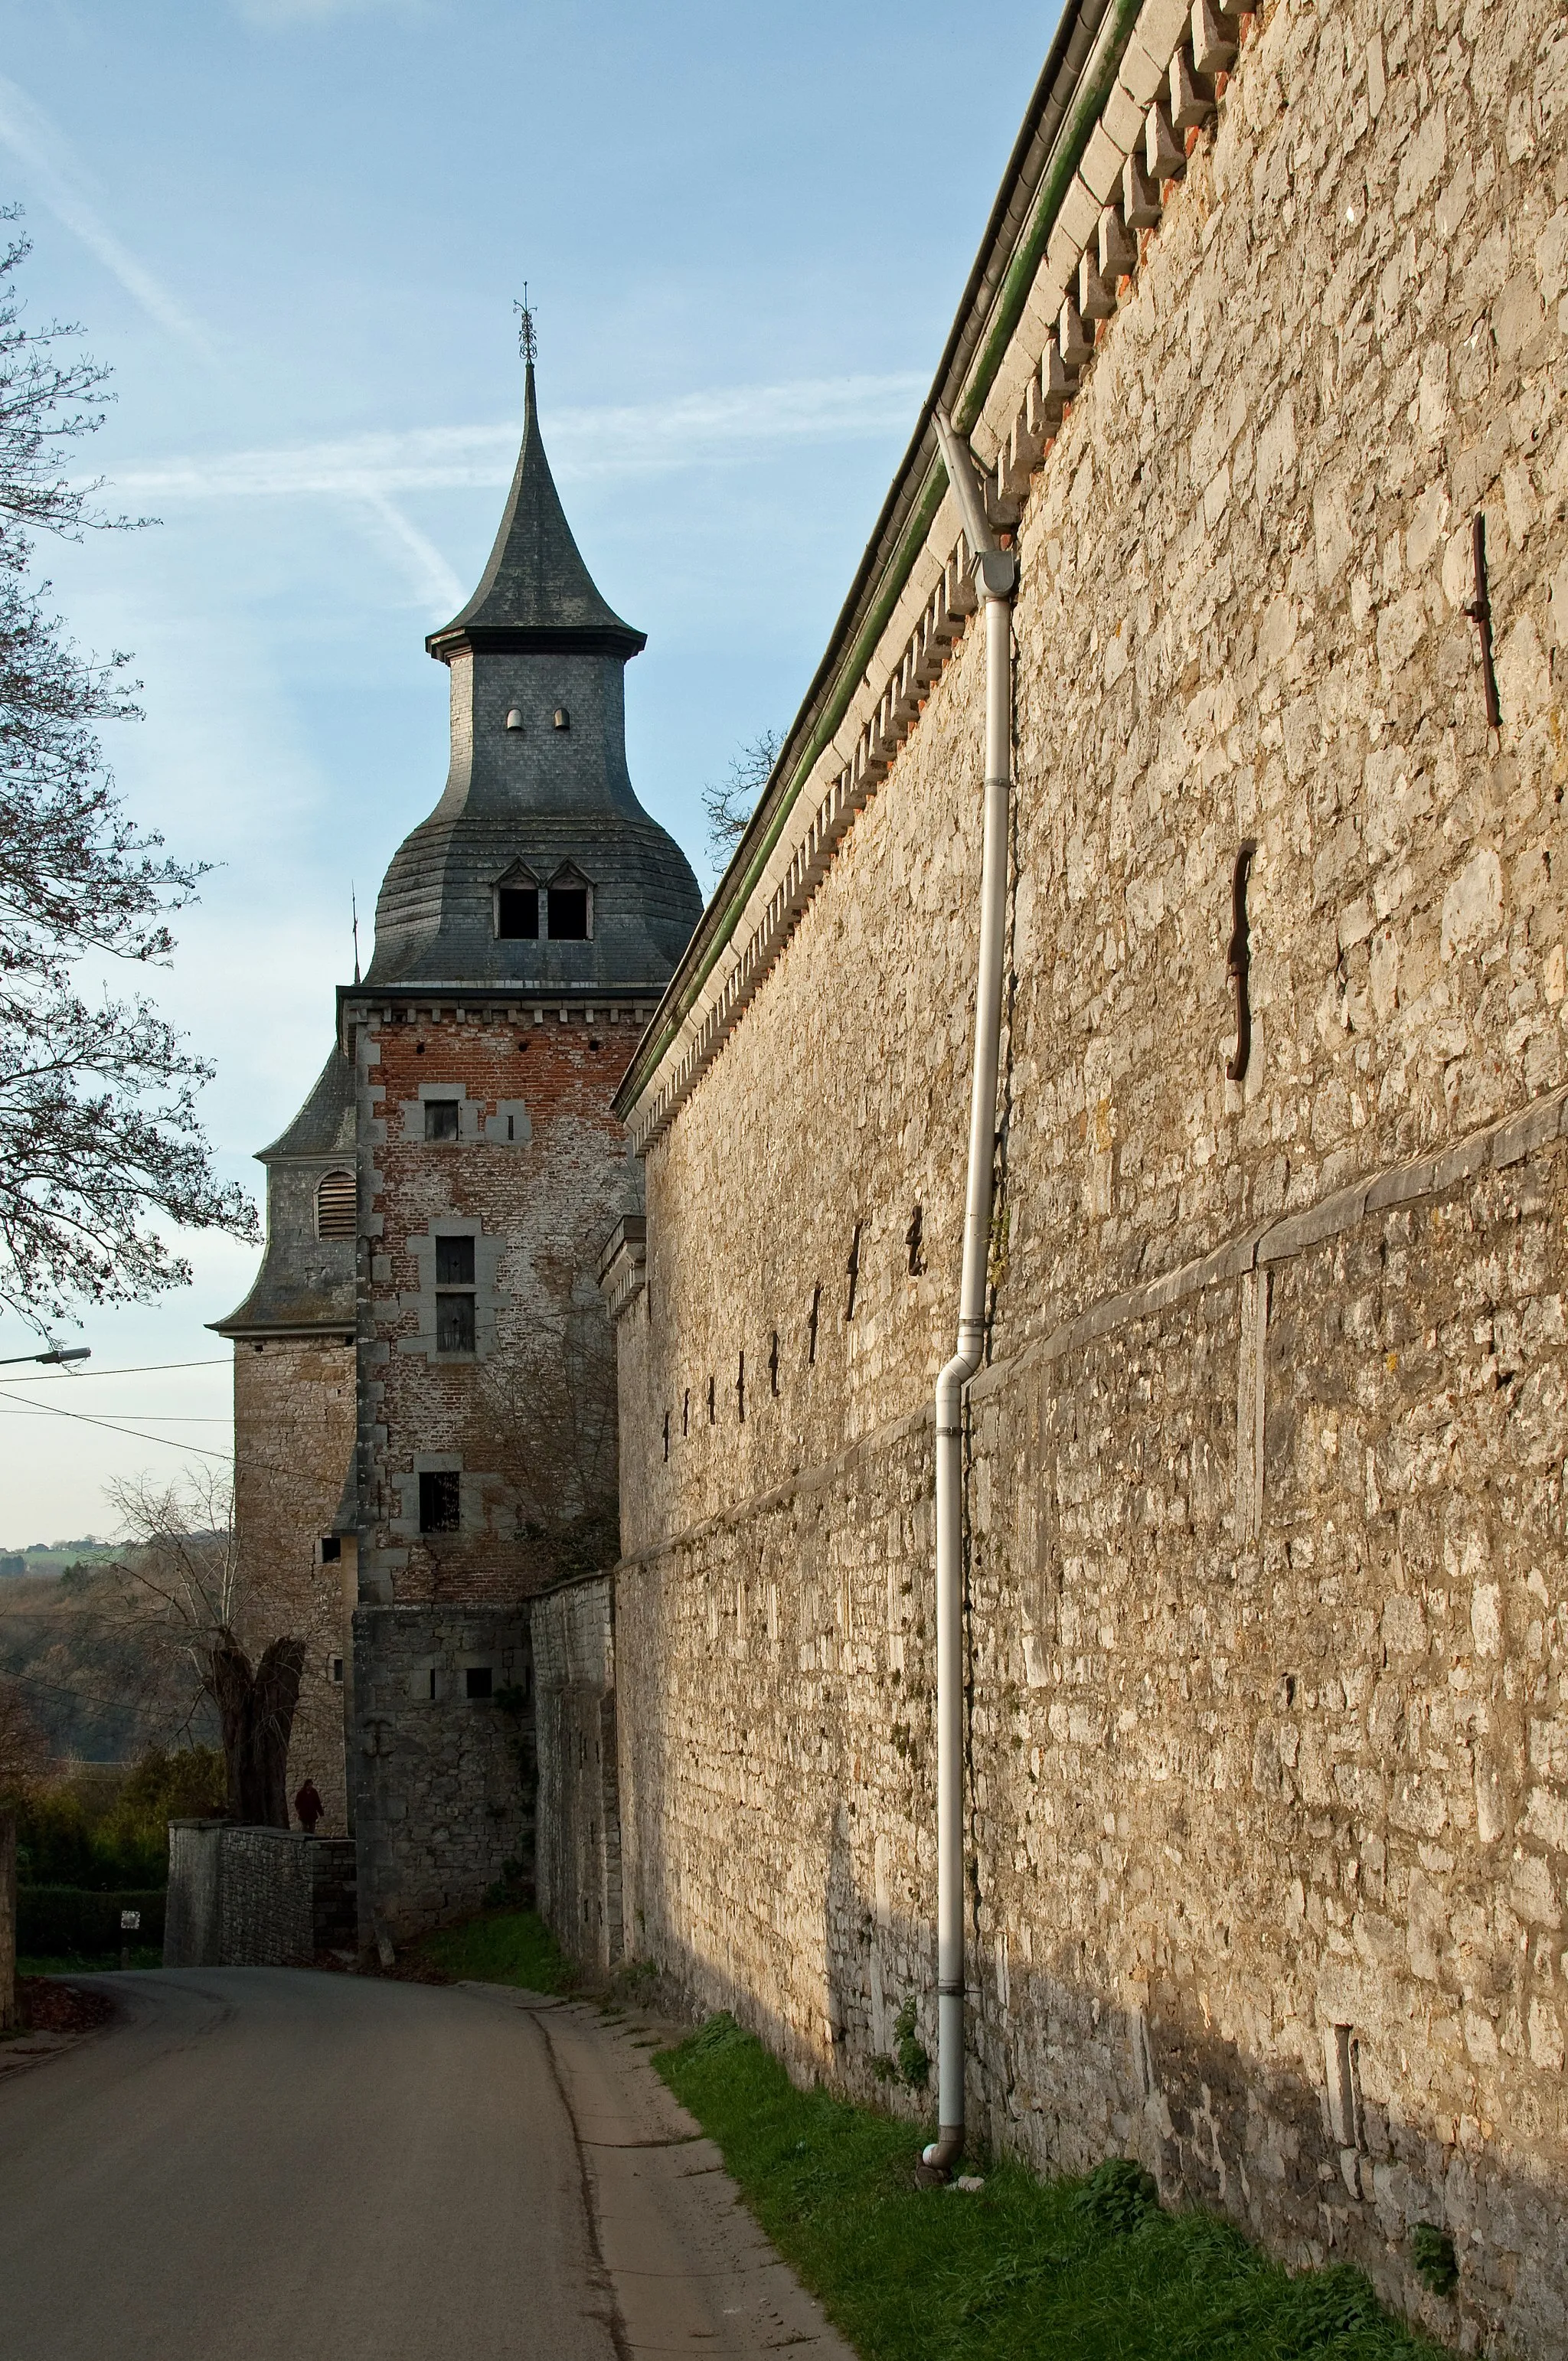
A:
604;0;1568;2348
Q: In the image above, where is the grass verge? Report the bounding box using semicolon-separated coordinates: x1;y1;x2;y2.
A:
403;1906;576;1994
656;2014;1446;2361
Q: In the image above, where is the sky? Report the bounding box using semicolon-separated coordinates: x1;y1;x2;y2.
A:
0;0;1053;1545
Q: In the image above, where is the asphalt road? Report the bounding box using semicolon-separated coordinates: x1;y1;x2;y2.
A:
0;1967;854;2361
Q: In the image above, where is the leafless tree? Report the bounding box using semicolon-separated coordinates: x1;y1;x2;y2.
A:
105;1471;302;1827
701;728;779;881
0;216;256;1328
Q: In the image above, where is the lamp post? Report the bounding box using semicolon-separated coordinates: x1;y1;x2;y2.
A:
0;1347;90;1367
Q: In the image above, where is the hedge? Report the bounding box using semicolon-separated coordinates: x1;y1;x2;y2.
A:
18;1886;166;1957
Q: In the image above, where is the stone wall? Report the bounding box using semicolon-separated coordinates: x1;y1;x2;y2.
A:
162;1821;356;1967
350;1602;533;1945
232;1337;356;1832
531;1576;623;1974
608;0;1568;2348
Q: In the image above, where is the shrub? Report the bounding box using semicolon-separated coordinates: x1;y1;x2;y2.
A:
18;1886;165;1957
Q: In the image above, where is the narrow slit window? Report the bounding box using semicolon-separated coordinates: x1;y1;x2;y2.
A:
845;1222;862;1321
497;887;539;939
737;1351;745;1423
769;1331;779;1397
808;1283;822;1365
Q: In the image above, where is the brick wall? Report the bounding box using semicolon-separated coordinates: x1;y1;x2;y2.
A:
609;0;1568;2348
232;1337;356;1831
351;1603;533;1944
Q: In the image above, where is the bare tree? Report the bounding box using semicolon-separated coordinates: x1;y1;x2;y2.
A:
105;1471;303;1827
477;1240;619;1587
0;216;256;1327
701;729;779;881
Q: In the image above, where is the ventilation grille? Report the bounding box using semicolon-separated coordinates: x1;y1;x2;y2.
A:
315;1169;356;1240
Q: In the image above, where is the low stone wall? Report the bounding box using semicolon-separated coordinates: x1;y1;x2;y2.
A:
531;1577;622;1974
350;1604;532;1947
163;1821;356;1967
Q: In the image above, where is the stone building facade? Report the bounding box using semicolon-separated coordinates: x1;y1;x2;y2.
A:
602;0;1568;2349
218;364;701;1937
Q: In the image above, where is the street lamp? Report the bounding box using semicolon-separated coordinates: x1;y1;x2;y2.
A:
0;1347;91;1367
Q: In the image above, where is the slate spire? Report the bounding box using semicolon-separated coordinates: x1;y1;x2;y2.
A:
425;362;646;662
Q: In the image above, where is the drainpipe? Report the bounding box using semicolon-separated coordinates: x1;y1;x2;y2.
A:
921;411;1015;2183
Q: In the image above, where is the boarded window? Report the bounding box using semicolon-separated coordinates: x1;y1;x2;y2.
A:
547;885;590;939
497;887;539;939
424;1100;459;1141
436;1294;475;1353
419;1471;460;1533
315;1169;355;1239
436;1235;475;1284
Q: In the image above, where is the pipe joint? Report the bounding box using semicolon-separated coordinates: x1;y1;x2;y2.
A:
978;550;1017;599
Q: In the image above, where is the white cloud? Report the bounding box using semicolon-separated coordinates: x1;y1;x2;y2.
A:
0;75;216;361
107;373;927;502
348;491;465;614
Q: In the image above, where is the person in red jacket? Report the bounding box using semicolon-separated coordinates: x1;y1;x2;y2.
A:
293;1778;324;1835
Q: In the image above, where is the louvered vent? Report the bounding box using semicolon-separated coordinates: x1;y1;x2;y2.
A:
315;1169;356;1241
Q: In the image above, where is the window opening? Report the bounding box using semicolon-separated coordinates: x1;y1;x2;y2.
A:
424;1100;459;1141
845;1222;862;1321
330;1656;344;1686
906;1204;925;1275
436;1236;475;1285
1226;842;1258;1083
320;1536;341;1564
427;1667;438;1700
682;1387;690;1437
498;887;539;939
435;1233;476;1354
419;1470;460;1533
769;1330;779;1397
808;1283;822;1365
707;1375;715;1424
466;1666;493;1700
663;1410;670;1461
315;1169;355;1240
737;1350;745;1423
547;885;590;939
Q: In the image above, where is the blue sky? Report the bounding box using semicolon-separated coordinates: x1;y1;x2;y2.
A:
0;0;1051;1543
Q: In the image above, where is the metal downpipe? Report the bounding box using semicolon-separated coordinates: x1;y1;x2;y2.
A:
923;413;1014;2181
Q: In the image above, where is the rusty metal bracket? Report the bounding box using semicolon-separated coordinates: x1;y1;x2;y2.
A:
1227;841;1258;1083
1463;511;1501;732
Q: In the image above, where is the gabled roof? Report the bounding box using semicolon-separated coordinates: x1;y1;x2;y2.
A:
426;363;646;664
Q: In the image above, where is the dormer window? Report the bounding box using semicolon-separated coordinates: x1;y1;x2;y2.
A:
547;862;593;941
494;861;540;941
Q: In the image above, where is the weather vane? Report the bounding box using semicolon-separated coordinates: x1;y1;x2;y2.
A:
514;283;537;367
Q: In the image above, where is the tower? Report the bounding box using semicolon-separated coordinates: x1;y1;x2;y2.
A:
219;360;701;1938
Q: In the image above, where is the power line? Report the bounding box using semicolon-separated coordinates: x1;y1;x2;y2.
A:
0;1409;231;1423
0;1389;234;1461
0;1357;232;1385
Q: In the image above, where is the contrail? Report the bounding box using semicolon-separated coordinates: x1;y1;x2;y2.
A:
0;74;216;363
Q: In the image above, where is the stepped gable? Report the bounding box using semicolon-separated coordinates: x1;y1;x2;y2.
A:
368;362;701;993
211;1047;356;1338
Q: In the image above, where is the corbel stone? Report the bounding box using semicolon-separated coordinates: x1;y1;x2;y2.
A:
1145;90;1184;175
1122;148;1163;228
1079;245;1117;322
998;376;1049;500
1098;204;1138;281
947;539;981;616
1191;0;1237;77
1042;336;1078;421
1169;45;1214;132
1058;298;1094;372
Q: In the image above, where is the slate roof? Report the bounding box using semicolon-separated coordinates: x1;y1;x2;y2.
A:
425;364;646;662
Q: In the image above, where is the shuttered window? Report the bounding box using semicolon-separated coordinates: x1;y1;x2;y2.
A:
315;1169;355;1239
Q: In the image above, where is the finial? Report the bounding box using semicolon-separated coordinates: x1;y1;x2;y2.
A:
351;881;361;985
514;283;537;368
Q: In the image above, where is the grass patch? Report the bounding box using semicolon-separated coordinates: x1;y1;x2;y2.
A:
656;2014;1445;2361
405;1906;575;1994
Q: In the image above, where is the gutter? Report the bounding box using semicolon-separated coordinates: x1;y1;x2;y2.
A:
616;0;1145;1127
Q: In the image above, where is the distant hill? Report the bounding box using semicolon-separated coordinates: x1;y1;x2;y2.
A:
0;1564;217;1762
0;1540;124;1579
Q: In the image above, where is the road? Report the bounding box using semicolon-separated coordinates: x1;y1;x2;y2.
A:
0;1967;854;2361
